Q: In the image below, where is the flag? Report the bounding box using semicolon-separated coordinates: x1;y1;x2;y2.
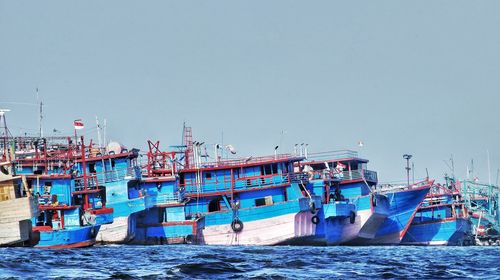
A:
74;119;84;130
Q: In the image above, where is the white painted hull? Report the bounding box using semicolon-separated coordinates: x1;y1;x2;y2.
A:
403;240;449;246
96;216;134;244
0;220;32;246
329;209;381;244
200;212;316;246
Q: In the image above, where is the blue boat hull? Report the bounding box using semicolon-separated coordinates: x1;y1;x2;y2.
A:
402;218;473;245
35;226;100;249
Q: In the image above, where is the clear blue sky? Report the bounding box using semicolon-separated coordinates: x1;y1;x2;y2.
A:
1;1;499;183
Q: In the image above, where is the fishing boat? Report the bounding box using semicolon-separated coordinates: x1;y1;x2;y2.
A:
402;179;473;246
169;128;319;245
363;180;432;245
11;132;146;244
132;141;204;244
15;137;114;248
461;180;500;245
299;149;389;245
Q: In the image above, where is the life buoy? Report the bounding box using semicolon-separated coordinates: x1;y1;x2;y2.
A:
349;211;356;224
311;215;320;225
231;219;244;233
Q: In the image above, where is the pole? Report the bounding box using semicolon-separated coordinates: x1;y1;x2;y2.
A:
403;154;412;187
39;101;43;138
487;150;492;186
412;162;415;184
81;136;89;210
96;116;102;151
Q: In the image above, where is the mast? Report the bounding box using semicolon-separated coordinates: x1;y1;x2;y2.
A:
0;109;11;161
96;116;102;150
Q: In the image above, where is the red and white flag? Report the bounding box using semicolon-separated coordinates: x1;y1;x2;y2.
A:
74;119;84;130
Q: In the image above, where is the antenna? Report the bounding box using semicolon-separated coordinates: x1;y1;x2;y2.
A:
103;118;107;147
37;88;43;138
487;150;492;186
96;116;102;149
496;168;499;186
412;162;415;184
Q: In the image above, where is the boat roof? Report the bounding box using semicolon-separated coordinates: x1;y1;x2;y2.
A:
180;154;304;173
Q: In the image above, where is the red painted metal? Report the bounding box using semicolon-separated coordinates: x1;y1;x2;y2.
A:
145;140;176;177
181;154;303;173
184;182;291;198
39;205;78;211
90;207;114;215
36;240;95;249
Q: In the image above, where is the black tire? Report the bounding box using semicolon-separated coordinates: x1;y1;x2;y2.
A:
90;227;97;238
311;215;320;225
231;219;244;233
185;234;194;244
349;211;356;224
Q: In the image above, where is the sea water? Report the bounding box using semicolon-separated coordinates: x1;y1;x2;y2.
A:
0;245;499;279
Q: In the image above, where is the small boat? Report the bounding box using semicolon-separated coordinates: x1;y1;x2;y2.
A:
12;134;144;244
25;138;114;248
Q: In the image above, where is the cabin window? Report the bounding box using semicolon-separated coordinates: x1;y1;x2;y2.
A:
111;159;116;169
159;208;165;223
205;172;212;180
89;163;96;173
179;173;185;185
208;198;221;212
272;163;278;174
255;196;273;207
